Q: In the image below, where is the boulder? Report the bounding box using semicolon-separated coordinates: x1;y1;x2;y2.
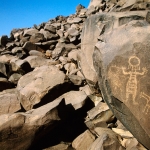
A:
17;65;67;110
93;20;150;149
29;50;45;57
0;89;21;115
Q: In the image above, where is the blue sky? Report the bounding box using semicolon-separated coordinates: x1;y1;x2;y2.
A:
0;0;89;36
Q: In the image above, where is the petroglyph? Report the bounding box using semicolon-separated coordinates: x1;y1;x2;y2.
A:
108;66;122;91
140;92;150;114
122;56;147;105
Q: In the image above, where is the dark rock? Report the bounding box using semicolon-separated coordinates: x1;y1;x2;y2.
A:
0;77;13;91
93;20;150;149
0;35;8;47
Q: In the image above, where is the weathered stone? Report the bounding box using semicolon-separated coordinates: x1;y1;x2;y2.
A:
30;33;45;43
0;35;8;46
17;65;67;110
10;58;31;73
23;41;44;52
40;29;58;40
24;56;50;68
93;20;150;149
72;130;95;150
23;28;39;36
68;75;83;86
112;128;134;138
67;17;82;24
62;91;88;110
29;50;45;57
0;62;7;77
11;47;23;54
43;143;70;150
76;4;85;13
44;24;56;33
0;89;21;115
0;55;16;63
89;127;125;150
0;99;61;150
8;73;22;85
67;27;79;36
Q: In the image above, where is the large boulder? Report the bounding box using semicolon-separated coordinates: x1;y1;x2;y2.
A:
0;99;61;150
93;20;150;149
17;65;68;110
80;10;150;94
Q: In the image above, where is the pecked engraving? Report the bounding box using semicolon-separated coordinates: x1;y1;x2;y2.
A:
122;56;147;104
140;92;150;114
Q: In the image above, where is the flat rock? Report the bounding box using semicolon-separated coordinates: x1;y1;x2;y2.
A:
0;89;21;115
17;65;67;110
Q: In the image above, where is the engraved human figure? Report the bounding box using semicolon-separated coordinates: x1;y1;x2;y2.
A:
140;92;150;114
122;56;147;104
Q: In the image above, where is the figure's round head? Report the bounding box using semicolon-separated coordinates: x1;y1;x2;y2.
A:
128;56;140;67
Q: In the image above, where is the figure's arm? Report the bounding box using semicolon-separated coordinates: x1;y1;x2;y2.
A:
122;67;130;75
137;67;148;75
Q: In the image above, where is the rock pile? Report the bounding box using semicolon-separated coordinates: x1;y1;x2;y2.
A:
0;0;149;150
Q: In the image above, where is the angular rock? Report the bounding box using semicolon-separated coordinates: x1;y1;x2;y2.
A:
67;17;82;24
68;75;83;86
93;20;150;149
89;127;125;150
17;65;67;110
44;24;56;33
30;33;45;43
0;89;21;115
10;58;32;74
23;41;44;52
0;35;8;46
40;29;58;40
23;28;39;36
8;73;22;85
29;50;45;57
72;130;95;150
24;56;52;68
0;55;16;63
11;46;23;54
0;62;7;77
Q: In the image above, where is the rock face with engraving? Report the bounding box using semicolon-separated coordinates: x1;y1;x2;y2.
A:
93;20;150;149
